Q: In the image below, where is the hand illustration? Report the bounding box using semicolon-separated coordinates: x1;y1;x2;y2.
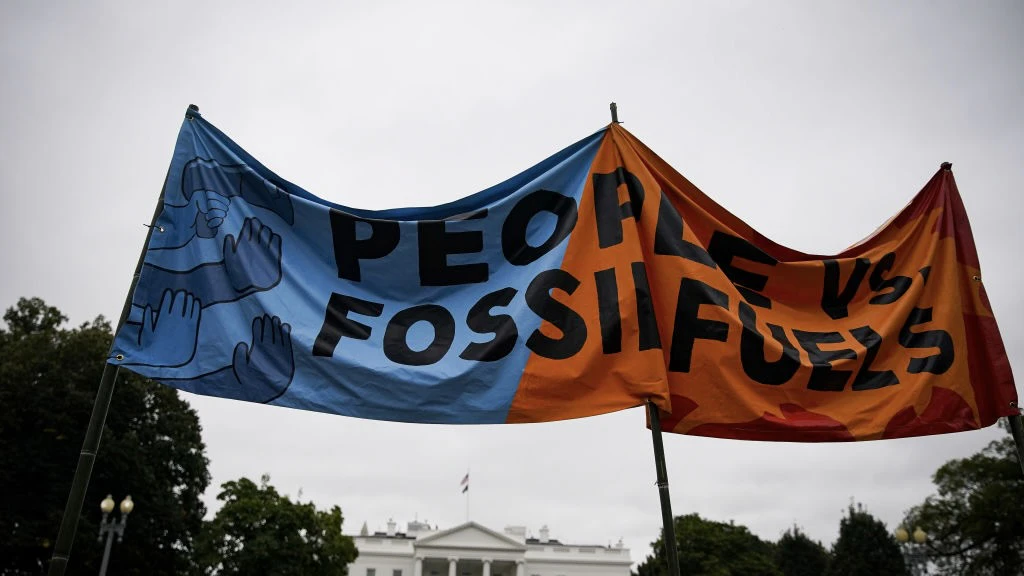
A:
191;190;230;239
231;314;294;403
237;168;295;225
223;217;283;293
181;159;294;225
148;202;215;250
181;158;234;205
127;289;201;367
139;217;284;309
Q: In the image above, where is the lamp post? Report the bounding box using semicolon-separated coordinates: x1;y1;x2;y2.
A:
894;525;928;576
96;494;133;576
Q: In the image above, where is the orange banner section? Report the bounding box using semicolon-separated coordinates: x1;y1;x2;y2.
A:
514;124;1016;440
507;130;672;423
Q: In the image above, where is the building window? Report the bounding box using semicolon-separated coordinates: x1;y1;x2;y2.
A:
393;571;402;576
366;570;375;576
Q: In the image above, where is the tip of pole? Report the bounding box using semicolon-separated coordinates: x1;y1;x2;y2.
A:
609;102;620;124
941;162;952;171
186;104;201;119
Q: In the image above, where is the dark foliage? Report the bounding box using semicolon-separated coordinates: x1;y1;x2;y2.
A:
0;297;210;575
636;513;781;576
196;475;358;576
826;503;907;576
903;421;1024;575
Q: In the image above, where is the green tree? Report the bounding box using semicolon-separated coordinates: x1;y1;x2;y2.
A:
196;475;358;575
902;421;1024;575
0;297;210;575
826;503;907;576
636;513;781;576
776;526;830;576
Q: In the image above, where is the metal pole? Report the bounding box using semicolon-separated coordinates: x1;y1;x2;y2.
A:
648;400;681;575
612;101;678;574
96;511;127;576
1008;411;1024;477
97;526;114;576
48;363;119;576
47;104;196;576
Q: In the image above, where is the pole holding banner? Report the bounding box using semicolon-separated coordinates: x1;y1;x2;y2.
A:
615;99;682;575
607;101;680;575
944;159;1024;478
1008;409;1024;477
945;157;1024;478
46;105;197;575
608;101;680;572
648;400;682;575
944;159;1023;477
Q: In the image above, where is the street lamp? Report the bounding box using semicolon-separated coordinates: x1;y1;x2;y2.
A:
97;494;134;576
895;525;927;575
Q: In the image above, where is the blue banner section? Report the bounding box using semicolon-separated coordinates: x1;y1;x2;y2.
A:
112;111;604;423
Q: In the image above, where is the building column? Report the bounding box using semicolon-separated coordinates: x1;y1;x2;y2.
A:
448;556;458;576
481;557;492;576
413;556;423;576
515;559;525;576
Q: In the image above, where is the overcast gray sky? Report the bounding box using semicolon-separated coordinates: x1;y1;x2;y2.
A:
2;0;1022;566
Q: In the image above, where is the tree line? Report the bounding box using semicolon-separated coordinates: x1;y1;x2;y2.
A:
0;298;356;575
2;297;1021;575
633;430;1023;575
635;505;903;576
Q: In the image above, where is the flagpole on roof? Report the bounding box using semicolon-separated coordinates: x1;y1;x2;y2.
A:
46;104;200;576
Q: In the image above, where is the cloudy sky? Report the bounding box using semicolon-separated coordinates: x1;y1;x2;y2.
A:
2;0;1021;567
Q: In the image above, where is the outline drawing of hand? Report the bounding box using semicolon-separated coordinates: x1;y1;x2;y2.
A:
181;158;233;205
181;159;294;225
192;190;230;238
231;315;294;403
237;168;294;225
223;217;282;293
135;289;202;366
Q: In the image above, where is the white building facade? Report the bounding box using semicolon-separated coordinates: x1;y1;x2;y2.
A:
349;520;632;576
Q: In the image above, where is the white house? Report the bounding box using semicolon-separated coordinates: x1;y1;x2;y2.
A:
349;519;632;576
